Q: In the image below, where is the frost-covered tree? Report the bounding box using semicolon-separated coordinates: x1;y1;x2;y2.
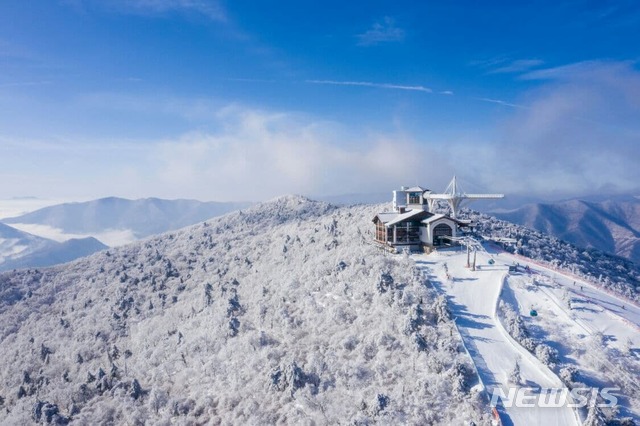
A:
0;197;487;424
462;209;640;303
559;365;578;388
583;403;607;426
509;359;522;386
434;295;451;323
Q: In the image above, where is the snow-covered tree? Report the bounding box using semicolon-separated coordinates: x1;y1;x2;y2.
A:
509;358;522;386
0;197;487;424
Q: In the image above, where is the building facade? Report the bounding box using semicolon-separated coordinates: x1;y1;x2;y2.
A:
373;186;466;251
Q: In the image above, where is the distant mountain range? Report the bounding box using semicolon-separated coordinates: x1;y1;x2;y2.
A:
490;195;640;263
0;222;107;271
4;193;639;272
0;197;251;270
2;197;251;239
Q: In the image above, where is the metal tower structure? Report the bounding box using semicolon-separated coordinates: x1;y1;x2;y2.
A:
423;176;504;218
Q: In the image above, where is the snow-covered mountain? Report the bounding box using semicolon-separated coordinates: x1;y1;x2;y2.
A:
464;208;640;303
491;196;640;264
0;197;638;424
0;223;107;272
0;222;50;261
0;196;488;424
2;197;251;246
1;237;108;272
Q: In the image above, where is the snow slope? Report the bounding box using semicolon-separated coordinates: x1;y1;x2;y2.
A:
497;252;640;420
466;209;640;304
414;241;640;425
415;249;580;426
0;197;488;425
2;197;638;424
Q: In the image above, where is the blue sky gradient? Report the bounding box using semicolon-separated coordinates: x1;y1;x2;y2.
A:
1;1;639;201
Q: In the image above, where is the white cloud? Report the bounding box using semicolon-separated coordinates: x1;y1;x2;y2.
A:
356;17;405;46
66;0;226;21
476;97;528;109
471;57;545;76
468;60;640;196
127;0;226;20
0;103;456;201
519;60;638;83
489;59;544;74
153;106;454;200
307;80;432;93
0;199;69;220
7;60;638;202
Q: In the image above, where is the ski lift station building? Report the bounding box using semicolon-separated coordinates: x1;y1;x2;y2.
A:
373;178;504;251
372;186;467;251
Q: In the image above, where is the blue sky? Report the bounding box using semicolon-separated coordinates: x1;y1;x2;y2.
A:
0;0;639;201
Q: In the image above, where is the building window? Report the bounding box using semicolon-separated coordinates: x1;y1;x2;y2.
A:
375;221;386;242
395;222;420;244
408;192;421;204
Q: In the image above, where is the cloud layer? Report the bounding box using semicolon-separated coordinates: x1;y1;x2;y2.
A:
153;106;453;200
2;60;638;202
306;80;432;93
476;60;640;196
65;0;226;21
356;17;405;46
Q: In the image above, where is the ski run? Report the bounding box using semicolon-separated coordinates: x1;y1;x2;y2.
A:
414;243;640;425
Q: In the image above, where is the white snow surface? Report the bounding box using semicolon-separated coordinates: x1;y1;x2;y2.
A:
415;249;580;426
415;244;640;425
499;255;640;420
0;197;489;425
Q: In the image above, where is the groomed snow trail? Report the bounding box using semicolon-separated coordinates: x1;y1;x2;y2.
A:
414;248;580;426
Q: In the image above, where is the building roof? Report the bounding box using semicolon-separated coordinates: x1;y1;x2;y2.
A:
421;214;465;225
386;209;431;227
373;212;399;224
404;186;429;192
373;209;432;226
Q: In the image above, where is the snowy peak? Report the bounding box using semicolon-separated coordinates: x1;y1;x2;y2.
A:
243;194;335;223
